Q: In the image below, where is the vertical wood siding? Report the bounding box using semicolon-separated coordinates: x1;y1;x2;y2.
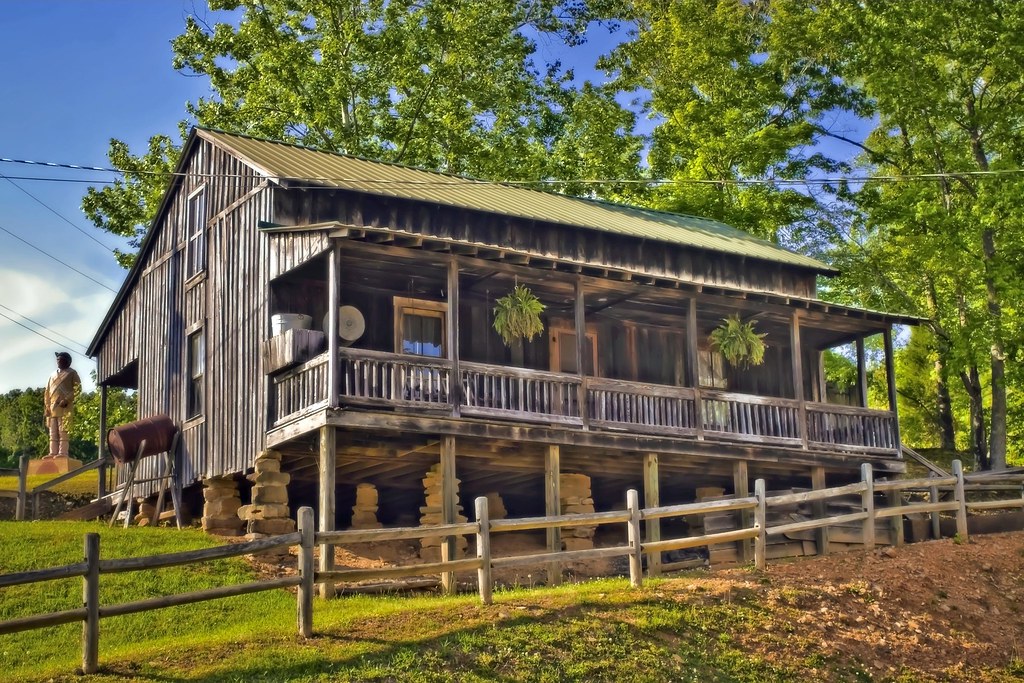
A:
95;139;271;493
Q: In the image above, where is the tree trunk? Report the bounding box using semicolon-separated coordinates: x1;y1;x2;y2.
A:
934;354;956;451
960;365;988;470
982;227;1008;470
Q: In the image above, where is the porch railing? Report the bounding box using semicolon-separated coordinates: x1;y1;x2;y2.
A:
339;348;452;410
806;402;898;454
270;355;329;425
587;378;697;435
269;348;900;456
460;361;583;426
699;390;803;446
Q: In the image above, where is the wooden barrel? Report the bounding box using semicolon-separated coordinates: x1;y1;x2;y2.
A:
107;415;178;464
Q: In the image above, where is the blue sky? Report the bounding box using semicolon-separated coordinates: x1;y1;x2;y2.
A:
0;1;212;392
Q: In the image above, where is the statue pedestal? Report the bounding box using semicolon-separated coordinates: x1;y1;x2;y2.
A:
27;456;83;476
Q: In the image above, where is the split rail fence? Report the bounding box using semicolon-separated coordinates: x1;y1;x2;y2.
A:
2;460;1023;675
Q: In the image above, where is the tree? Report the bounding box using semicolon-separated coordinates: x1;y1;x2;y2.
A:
817;0;1024;468
83;0;642;260
70;386;137;462
0;389;47;467
601;0;863;242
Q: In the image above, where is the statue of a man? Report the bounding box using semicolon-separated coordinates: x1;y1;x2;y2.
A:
44;351;81;458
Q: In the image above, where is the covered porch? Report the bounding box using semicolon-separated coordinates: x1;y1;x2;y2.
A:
263;233;907;461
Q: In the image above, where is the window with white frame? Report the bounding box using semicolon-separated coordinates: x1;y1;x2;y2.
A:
185;187;207;280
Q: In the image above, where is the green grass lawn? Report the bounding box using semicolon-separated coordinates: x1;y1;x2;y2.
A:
3;522;1022;682
0;468;101;497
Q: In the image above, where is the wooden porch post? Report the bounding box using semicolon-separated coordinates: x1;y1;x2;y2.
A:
883;326;902;451
855;336;868;408
733;460;751;563
327;243;341;408
98;384;108;499
643;453;661;576
545;445;561;586
574;277;589;430
447;258;461;417
686;298;704;440
811;466;829;556
790;311;808;449
440;435;458;594
318;425;337;598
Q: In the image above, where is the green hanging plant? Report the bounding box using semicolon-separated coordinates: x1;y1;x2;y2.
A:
493;284;545;346
709;315;768;369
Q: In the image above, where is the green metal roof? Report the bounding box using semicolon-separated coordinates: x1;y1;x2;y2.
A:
200;128;836;274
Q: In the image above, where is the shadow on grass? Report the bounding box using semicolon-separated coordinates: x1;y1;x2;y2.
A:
95;589;781;683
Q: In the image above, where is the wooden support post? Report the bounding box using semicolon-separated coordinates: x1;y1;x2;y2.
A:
574;277;589;430
544;445;561;586
16;454;27;521
626;488;642;587
953;459;969;542
811;466;829;556
643;453;661;576
475;496;492;605
440;435;458;594
860;463;875;550
790;311;808;449
448;258;461;417
98;384;108;499
318;426;336;599
816;351;827;403
883;327;902;451
887;487;905;547
733;460;751;563
82;532;100;675
686;298;704;440
754;478;766;570
855;336;868;408
327;243;341;408
297;506;315;637
929;477;942;540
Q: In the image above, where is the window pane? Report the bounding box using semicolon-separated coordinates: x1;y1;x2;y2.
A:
402;313;443;357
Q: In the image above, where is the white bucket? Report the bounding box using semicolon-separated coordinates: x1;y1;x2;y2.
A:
271;313;313;336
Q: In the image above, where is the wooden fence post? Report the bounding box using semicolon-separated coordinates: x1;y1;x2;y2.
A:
475;496;492;605
928;475;941;540
626;489;642;587
860;463;875;550
811;466;829;556
754;479;766;571
952;460;969;542
297;507;314;638
16;454;28;521
82;533;100;675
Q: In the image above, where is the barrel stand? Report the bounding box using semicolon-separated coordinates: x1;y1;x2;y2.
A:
109;432;184;529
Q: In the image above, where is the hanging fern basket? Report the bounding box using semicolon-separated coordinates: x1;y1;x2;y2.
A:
709;315;768;369
493;284;545;347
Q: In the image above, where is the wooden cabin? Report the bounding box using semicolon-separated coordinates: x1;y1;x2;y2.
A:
88;128;914;550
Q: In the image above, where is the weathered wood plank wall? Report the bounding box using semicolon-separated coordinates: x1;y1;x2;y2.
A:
273;189;819;299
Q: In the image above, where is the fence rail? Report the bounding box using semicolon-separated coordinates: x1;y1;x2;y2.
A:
5;459;1022;675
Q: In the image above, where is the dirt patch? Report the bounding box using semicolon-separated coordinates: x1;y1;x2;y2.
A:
0;491;92;521
712;531;1024;679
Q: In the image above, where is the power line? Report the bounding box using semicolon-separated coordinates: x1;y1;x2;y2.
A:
0;171;120;253
0;223;118;293
4;155;1024;188
0;310;90;360
0;302;88;353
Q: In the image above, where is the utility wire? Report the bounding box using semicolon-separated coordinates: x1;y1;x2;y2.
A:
0;223;117;293
0;310;90;359
0;171;120;253
4;156;1024;187
0;302;88;353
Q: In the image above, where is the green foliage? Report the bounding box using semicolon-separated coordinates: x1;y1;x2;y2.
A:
493;284;546;346
83;0;643;266
602;0;858;242
709;315;767;369
0;389;46;468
